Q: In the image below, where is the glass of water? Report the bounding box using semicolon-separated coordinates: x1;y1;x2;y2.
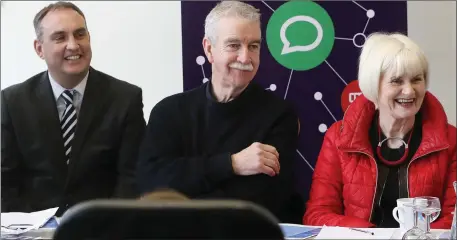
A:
415;196;441;239
402;201;428;240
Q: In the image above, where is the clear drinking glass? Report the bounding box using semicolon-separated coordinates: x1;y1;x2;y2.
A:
402;201;429;240
448;181;456;240
415;197;441;239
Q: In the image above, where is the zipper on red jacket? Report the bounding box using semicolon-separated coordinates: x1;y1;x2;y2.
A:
406;146;450;197
339;103;379;222
342;149;378;223
339;103;352;132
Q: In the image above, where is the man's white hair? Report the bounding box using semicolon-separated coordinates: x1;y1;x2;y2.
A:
204;1;261;44
358;32;429;103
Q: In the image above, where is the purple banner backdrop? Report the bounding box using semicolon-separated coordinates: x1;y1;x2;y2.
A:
181;1;407;202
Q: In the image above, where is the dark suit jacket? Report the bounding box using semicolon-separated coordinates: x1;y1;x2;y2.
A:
1;67;146;215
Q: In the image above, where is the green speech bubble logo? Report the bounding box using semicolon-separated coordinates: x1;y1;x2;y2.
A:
266;0;335;71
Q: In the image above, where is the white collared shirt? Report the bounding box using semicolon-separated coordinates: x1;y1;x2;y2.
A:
48;71;88;120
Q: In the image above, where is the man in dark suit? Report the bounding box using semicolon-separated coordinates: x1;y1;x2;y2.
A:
1;2;146;216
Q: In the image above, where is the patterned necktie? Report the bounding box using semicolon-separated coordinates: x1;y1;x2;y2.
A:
61;90;77;164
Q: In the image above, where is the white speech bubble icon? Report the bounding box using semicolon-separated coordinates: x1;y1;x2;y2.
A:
280;15;323;55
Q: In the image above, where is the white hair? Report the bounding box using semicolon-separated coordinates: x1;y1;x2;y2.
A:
204;1;261;44
357;32;429;103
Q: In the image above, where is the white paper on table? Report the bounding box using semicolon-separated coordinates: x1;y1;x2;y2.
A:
314;226;395;239
1;207;58;235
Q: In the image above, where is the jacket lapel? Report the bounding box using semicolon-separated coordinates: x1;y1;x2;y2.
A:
34;72;68;180
70;68;109;164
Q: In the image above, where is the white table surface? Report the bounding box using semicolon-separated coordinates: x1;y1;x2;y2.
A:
282;224;449;239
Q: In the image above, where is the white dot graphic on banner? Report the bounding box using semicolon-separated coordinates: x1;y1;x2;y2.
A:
353;33;367;48
196;56;205;65
266;84;277;91
314;92;322;101
318;124;328;133
196;55;207;79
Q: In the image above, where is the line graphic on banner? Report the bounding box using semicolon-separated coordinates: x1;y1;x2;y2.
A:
296;149;314;171
261;1;275;12
314;91;338;122
363;18;371;34
324;60;348;85
284;70;293;100
334;37;352;41
352;0;367;11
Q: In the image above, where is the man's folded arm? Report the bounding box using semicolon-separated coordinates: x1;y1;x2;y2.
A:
232;109;298;217
136;99;234;197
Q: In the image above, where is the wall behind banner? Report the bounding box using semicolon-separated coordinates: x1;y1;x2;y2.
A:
181;1;410;201
1;1;455;200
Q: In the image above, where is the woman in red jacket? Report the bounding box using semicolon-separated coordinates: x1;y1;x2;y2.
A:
303;32;456;229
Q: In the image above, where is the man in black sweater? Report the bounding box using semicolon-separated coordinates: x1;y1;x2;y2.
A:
136;1;299;222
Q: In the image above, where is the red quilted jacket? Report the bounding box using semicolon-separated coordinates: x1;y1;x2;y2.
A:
303;92;456;229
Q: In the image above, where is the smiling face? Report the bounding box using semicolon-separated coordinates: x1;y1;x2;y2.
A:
377;54;427;120
34;8;92;81
358;33;430;121
203;16;261;90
